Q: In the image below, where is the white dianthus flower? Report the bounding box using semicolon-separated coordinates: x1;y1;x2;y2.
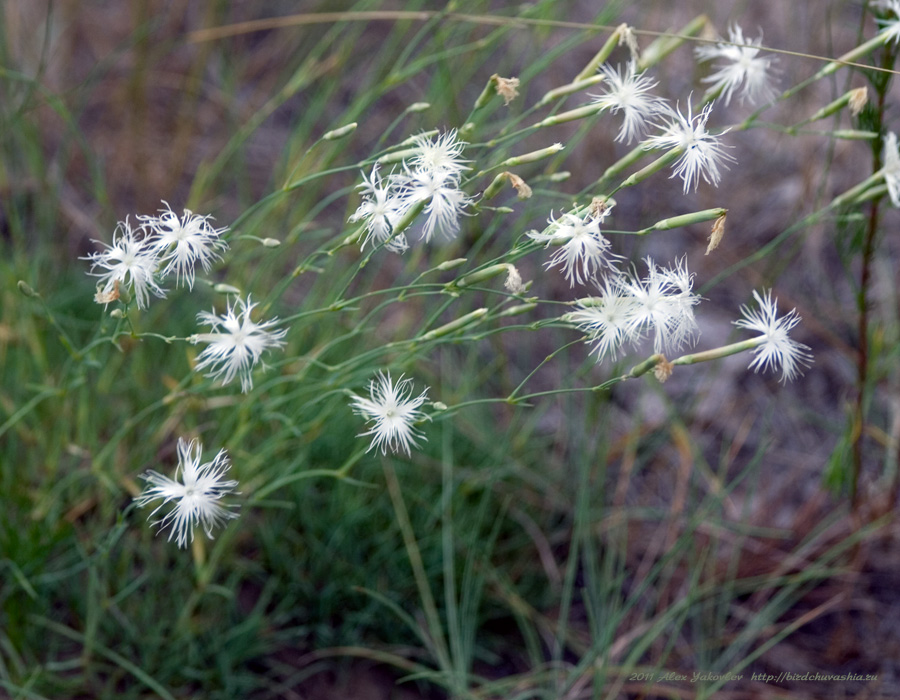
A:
566;276;638;361
349;165;411;253
404;169;472;243
643;99;736;193
591;61;670;143
734;289;813;383
134;437;239;549
140;201;228;289
351;372;429;455
83;218;165;309
876;0;900;44
350;130;473;251
695;24;779;106
528;209;620;286
565;258;700;362
190;295;287;393
620;257;701;355
409;129;471;177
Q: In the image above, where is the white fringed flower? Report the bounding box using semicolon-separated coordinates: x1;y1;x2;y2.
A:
134;437;239;549
620;257;701;354
566;277;638;361
349;165;411;253
404;168;473;243
349;130;472;249
565;258;701;362
876;1;900;44
592;61;670;143
643;99;736;193
695;24;779;106
190;295;287;393
409;129;471;177
141;202;228;289
734;289;813;383
528;209;619;286
351;372;429;455
83;218;165;309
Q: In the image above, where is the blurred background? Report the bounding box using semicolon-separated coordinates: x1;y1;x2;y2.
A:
2;1;899;698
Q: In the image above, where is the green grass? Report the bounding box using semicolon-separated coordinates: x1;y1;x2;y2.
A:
1;1;897;698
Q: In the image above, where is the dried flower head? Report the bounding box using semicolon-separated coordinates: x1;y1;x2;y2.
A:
504;265;527;294
653;357;674;382
507;172;533;199
589;196;614;219
492;74;520;105
94;280;121;305
849;87;868;116
616;23;640;62
706;211;727;254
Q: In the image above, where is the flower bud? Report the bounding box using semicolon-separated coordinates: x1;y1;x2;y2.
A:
597;144;645;184
802;87;869;124
436;258;468;271
500;143;564;168
17;280;38;298
455;264;510;288
637;208;727;235
619;149;681;189
377;148;419;165
323;123;357;141
116;284;132;305
537;75;604;107
420;308;488;340
497;302;537;318
535;104;603;128
831;130;879;140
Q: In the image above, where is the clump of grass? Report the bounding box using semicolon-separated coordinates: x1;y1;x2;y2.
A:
2;1;899;698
